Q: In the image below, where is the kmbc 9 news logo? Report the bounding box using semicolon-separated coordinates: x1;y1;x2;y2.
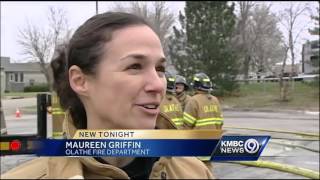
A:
219;138;260;154
244;138;260;153
211;136;270;161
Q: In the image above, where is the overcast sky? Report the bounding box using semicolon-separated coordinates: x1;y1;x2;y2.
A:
1;1;319;63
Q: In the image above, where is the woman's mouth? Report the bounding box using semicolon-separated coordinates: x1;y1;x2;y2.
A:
141;104;158;109
136;103;160;115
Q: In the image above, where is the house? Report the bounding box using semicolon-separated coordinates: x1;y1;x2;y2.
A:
1;56;48;92
271;63;301;77
0;67;5;94
302;40;319;74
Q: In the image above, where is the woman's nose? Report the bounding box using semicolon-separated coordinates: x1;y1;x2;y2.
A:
144;69;166;93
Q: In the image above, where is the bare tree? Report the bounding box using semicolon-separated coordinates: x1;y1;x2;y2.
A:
279;45;290;101
250;4;284;77
111;2;175;57
233;1;255;84
17;7;70;90
233;2;284;83
279;2;311;84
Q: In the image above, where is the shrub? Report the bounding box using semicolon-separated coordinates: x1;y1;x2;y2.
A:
24;84;49;92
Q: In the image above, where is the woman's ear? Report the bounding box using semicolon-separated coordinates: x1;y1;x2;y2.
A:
69;65;89;96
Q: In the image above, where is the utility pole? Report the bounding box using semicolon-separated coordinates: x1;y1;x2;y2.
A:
96;1;98;15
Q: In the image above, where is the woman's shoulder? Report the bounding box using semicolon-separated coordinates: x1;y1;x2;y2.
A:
155;157;215;179
171;157;214;175
1;157;48;179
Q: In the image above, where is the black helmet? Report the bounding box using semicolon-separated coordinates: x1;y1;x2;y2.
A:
165;72;176;93
192;72;212;92
175;75;189;90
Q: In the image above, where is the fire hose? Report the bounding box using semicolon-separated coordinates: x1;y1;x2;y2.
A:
223;126;319;179
228;160;320;179
224;126;319;138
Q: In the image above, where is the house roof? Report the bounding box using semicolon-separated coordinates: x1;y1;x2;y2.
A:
1;56;48;73
4;63;43;72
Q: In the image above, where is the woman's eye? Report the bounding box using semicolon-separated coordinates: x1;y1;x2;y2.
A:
156;66;165;77
156;66;165;73
127;63;142;70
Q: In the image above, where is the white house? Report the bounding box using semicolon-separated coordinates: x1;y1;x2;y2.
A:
1;56;48;92
302;40;319;74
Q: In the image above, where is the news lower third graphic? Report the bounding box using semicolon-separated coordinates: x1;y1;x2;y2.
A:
0;130;270;161
211;136;270;161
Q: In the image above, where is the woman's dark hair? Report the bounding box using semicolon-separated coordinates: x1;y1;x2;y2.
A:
50;12;151;129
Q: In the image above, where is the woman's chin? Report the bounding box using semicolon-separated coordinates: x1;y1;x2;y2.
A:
133;117;157;129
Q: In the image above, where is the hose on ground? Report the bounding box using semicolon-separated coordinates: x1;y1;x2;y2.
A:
227;160;320;179
269;141;319;153
224;126;319;138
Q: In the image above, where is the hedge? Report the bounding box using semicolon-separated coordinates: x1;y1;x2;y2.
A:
24;84;49;92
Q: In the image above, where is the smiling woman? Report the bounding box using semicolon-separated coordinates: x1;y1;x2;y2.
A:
1;12;214;179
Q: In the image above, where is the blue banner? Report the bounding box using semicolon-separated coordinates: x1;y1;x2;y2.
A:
34;139;219;157
31;135;270;161
211;136;270;161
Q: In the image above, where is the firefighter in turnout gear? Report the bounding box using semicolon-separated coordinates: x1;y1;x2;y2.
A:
175;75;191;111
51;92;65;139
183;73;223;130
183;73;224;165
160;72;184;129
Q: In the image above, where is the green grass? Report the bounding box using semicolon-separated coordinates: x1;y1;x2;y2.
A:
220;81;319;111
1;92;44;99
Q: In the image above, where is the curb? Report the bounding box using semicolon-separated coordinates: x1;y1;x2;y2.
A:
1;96;26;100
222;107;319;115
10;96;25;99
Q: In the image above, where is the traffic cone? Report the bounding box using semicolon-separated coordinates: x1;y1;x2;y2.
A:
15;108;21;118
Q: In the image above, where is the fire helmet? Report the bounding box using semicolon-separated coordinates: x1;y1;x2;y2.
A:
192;72;212;92
165;72;176;93
175;75;189;90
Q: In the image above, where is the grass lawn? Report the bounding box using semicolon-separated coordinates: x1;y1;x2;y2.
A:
1;92;47;99
220;81;319;111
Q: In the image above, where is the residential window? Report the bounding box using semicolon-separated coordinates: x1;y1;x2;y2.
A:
20;73;24;82
14;73;18;82
310;56;319;66
311;41;320;49
10;74;13;81
29;79;35;86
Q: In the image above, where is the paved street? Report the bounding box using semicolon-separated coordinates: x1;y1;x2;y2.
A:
223;110;319;134
4;114;52;136
2;97;37;116
1;98;319;178
212;110;319;179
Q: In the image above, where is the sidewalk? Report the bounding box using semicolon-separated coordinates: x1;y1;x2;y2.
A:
222;105;319;115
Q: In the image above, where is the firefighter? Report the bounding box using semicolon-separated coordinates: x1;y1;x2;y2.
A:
159;72;184;129
2;12;214;179
183;72;223;130
183;72;224;168
50;92;65;139
175;75;191;111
